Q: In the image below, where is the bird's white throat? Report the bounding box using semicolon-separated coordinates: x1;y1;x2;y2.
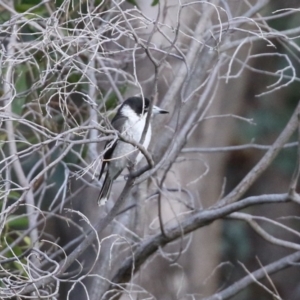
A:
121;105;149;139
120;104;151;163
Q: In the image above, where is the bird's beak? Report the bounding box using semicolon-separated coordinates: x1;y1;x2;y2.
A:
152;105;169;115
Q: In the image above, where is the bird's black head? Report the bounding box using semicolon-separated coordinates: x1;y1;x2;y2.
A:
122;97;150;116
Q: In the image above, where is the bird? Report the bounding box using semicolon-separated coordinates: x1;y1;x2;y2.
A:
97;96;168;206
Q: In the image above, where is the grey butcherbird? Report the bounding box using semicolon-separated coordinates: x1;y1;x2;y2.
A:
98;96;168;206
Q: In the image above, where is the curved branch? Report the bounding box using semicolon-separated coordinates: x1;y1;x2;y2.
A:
203;250;300;300
110;193;290;287
219;101;300;206
228;212;300;251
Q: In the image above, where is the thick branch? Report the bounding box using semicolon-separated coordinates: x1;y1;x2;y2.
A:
110;193;289;287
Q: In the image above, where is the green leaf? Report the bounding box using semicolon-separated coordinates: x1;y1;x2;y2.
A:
7;215;29;230
8;191;21;200
151;0;159;6
102;85;127;111
12;68;28;116
23;236;31;246
126;0;138;6
15;4;47;17
0;133;7;149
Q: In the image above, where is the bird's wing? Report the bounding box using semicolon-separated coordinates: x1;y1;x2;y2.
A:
99;115;127;180
98;140;116;180
111;113;127;133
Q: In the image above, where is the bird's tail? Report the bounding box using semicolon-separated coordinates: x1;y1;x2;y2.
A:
97;174;113;206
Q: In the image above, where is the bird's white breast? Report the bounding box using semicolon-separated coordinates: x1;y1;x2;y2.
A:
110;106;151;175
121;105;148;142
